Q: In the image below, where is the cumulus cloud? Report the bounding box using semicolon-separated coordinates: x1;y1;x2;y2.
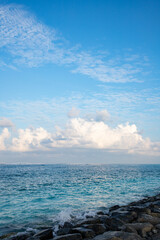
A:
0;4;147;83
1;117;159;156
67;107;80;118
0;128;10;150
53;118;151;151
11;127;52;152
0;117;14;128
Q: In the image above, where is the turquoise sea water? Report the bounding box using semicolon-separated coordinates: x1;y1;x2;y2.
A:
0;164;160;236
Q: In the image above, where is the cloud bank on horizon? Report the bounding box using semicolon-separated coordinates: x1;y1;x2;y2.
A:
0;4;148;83
0;113;160;156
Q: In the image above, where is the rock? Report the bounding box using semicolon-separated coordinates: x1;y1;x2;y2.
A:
152;207;160;214
33;228;53;240
83;224;106;234
57;228;71;236
105;217;125;230
155;223;160;230
54;233;82;240
97;211;105;215
152;228;158;234
138;214;160;225
57;222;73;236
137;207;151;215
0;233;16;240
123;222;153;238
75;217;102;227
155;195;160;200
25;238;39;240
63;222;73;228
151;232;160;240
111;210;137;223
150;212;160;218
98;215;110;224
71;227;95;238
153;200;160;206
109;205;120;212
143;208;152;215
7;232;31;240
93;231;143;240
128;206;151;215
149;202;160;211
148;231;153;237
122;225;138;234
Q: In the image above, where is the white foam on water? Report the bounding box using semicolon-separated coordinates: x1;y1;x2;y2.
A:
54;208;97;228
26;227;37;234
56;208;74;226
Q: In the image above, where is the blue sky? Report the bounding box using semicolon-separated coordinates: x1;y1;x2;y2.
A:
0;0;160;163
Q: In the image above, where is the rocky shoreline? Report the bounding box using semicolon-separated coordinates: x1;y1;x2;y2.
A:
1;193;160;240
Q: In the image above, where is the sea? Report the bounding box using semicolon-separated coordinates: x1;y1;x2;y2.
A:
0;164;160;236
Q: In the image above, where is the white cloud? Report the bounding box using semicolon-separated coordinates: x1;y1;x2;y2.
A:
95;110;110;122
0;117;14;128
0;128;10;150
1;117;159;156
85;110;110;122
0;87;160;142
0;4;148;83
52;118;152;152
68;107;80;118
11;127;52;152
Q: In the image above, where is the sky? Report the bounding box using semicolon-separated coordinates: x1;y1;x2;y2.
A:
0;0;160;164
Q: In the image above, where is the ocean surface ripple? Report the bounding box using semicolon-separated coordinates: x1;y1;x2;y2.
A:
0;164;160;235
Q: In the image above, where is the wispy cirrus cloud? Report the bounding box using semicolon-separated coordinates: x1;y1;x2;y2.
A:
0;4;148;83
0;86;160;138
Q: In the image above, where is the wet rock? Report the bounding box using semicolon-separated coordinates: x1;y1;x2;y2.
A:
54;233;82;240
63;222;73;228
56;228;71;236
97;211;105;215
75;217;102;227
71;227;95;238
93;231;143;240
98;215;110;224
7;232;31;240
138;214;160;225
123;222;153;238
109;205;120;212
33;228;53;240
152;200;160;206
56;222;73;236
155;195;160;200
26;237;38;240
83;224;106;234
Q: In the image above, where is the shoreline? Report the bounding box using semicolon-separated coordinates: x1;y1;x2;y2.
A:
1;193;160;240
